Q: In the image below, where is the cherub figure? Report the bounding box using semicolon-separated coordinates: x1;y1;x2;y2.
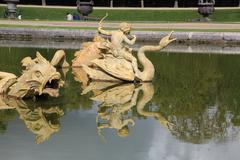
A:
98;16;140;78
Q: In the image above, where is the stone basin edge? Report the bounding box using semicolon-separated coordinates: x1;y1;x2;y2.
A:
0;27;239;44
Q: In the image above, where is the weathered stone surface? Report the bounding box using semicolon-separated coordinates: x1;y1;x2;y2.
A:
191;32;223;41
223;32;240;41
92;57;135;81
0;27;239;43
72;41;102;67
0;51;66;98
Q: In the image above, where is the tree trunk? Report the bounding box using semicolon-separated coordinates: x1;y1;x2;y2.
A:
42;0;46;6
141;0;144;8
110;0;113;7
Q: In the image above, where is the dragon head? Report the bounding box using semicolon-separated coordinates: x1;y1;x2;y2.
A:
8;52;64;98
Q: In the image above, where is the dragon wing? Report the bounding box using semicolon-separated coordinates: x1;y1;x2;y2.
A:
92;56;135;81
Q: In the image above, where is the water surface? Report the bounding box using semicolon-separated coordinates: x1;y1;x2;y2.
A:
1;46;240;160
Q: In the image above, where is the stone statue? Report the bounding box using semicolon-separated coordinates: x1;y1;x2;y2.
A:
82;31;175;82
72;14;176;82
0;50;69;98
98;16;139;78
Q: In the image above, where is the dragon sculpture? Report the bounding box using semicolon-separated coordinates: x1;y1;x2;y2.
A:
0;50;69;99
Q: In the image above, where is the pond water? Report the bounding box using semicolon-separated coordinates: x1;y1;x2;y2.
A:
1;46;240;160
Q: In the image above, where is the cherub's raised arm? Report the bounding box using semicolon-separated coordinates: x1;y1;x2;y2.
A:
98;27;112;36
98;13;111;36
123;35;136;45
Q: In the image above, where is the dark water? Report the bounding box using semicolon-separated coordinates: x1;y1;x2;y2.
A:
1;47;240;160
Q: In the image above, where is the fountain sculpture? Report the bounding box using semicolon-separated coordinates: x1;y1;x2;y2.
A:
72;15;176;82
0;15;175;99
0;50;69;98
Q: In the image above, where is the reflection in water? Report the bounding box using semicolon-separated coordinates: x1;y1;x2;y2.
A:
135;83;173;130
89;83;137;138
75;65;240;144
81;81;172;139
2;47;240;148
0;96;64;144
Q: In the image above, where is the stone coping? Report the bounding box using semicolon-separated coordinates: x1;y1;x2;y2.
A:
0;39;239;54
0;27;239;44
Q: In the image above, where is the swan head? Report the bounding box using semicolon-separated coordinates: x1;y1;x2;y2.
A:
159;31;177;48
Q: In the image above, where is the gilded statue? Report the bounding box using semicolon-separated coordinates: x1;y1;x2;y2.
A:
0;50;69;98
72;14;176;82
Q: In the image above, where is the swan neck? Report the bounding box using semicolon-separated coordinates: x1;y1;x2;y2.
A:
137;45;163;81
136;83;155;117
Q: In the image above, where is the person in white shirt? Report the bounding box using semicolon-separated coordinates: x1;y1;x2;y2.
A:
66;13;73;21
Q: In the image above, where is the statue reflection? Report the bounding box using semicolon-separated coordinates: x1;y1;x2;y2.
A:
0;96;64;144
135;83;174;130
80;81;172;138
82;82;137;138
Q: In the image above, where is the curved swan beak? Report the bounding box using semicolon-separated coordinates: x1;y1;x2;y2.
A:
168;31;177;43
159;31;177;48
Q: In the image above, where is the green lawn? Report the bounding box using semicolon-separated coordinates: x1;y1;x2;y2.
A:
0;6;239;22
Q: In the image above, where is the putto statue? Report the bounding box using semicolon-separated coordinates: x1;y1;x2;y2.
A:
72;14;176;82
0;50;69;98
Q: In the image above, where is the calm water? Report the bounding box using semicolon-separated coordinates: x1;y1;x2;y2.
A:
1;46;240;160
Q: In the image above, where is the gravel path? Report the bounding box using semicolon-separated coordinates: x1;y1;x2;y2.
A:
0;20;239;30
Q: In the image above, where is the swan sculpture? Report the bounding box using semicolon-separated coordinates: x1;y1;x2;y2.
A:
81;31;176;82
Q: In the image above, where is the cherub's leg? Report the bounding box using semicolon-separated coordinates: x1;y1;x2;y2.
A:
122;52;140;78
0;72;17;94
51;50;69;68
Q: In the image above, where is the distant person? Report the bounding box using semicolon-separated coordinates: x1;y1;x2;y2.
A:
73;13;80;20
17;13;22;20
66;13;73;21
